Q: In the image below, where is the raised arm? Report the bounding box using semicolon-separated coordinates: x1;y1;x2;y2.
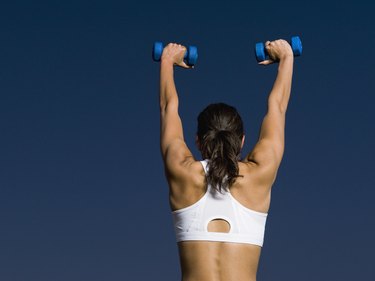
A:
159;44;194;179
245;39;294;186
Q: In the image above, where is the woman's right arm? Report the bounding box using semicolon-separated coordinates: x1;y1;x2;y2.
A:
245;40;294;186
159;44;195;184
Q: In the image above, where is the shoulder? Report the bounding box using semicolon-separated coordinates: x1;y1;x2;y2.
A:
167;159;207;210
165;154;202;176
239;160;277;190
165;158;206;188
230;161;273;212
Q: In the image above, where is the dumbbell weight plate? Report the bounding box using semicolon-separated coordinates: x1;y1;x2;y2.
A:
290;36;302;56
187;46;198;66
255;42;266;62
153;42;164;61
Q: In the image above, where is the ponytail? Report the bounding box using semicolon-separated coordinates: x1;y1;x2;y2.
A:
202;130;242;192
197;103;244;192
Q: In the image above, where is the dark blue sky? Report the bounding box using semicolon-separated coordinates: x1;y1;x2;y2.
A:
0;1;374;280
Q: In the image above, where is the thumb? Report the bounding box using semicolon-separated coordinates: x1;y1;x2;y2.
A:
258;59;274;66
178;61;194;69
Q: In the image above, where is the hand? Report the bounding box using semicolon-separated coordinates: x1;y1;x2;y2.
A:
259;39;294;65
161;43;192;69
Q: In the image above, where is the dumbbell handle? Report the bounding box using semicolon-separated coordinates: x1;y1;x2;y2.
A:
255;36;302;62
152;42;198;66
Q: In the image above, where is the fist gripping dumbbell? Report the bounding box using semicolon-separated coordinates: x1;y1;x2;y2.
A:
255;36;302;62
152;42;198;66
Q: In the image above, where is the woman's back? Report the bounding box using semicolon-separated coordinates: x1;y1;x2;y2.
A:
178;240;261;281
170;161;272;281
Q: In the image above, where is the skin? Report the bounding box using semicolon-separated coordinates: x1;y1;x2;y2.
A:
159;40;294;281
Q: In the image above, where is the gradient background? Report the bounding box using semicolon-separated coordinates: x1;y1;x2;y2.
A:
0;1;374;280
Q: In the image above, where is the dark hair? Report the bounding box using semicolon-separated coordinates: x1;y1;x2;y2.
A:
197;103;244;192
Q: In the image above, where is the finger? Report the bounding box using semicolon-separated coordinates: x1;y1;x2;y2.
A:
265;42;273;51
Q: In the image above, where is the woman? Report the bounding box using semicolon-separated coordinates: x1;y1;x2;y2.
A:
159;40;294;281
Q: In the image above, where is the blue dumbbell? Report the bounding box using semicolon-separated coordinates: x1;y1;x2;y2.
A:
152;42;198;66
255;36;302;62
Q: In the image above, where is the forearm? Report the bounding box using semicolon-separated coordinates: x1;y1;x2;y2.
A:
268;56;294;113
160;61;178;112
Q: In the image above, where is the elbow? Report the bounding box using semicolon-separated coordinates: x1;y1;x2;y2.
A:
279;104;288;114
268;98;287;115
160;99;167;113
160;97;179;114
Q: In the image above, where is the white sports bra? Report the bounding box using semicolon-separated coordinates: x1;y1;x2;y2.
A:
172;160;268;246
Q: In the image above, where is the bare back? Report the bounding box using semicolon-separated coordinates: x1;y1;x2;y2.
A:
169;161;272;281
